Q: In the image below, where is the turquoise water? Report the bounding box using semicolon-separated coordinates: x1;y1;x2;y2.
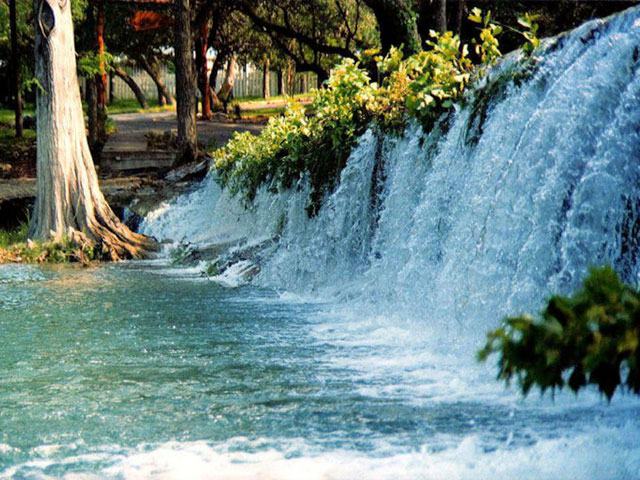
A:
1;262;639;479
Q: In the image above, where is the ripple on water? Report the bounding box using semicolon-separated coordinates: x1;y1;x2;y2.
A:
0;264;47;285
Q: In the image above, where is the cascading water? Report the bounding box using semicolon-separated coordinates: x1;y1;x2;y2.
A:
144;7;640;331
133;7;640;478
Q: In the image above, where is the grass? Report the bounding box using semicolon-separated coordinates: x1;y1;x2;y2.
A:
234;94;314;119
0;94;312;124
0;224;28;249
238;93;313;105
0;224;97;265
107;98;175;115
0;126;36;143
0;105;36;126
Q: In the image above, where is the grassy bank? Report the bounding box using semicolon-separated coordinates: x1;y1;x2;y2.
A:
0;224;97;265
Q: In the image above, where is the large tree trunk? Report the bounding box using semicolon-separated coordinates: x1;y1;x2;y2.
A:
363;0;420;55
138;56;175;106
31;0;155;260
174;0;197;164
113;66;148;109
9;0;23;138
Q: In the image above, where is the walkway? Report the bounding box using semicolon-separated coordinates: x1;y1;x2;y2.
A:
102;111;264;175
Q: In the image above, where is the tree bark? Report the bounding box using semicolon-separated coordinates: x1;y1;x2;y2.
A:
31;0;155;260
87;77;99;151
9;0;23;138
277;70;284;96
138;56;175;106
113;66;148;109
174;0;197;163
95;0;107;108
208;53;224;111
363;0;420;55
435;0;447;34
456;0;466;37
262;56;270;99
218;55;237;112
108;70;115;104
94;0;107;149
198;19;212;120
286;61;295;94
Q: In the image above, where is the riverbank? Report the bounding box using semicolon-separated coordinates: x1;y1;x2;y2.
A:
0;100;283;262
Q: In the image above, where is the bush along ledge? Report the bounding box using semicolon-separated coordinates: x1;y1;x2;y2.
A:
212;9;540;216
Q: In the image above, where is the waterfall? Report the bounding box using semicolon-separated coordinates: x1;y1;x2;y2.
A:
142;7;640;337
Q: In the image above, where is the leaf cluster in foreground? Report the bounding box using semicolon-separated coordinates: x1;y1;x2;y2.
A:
479;267;640;400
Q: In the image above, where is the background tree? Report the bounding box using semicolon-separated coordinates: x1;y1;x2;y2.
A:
9;0;22;137
105;3;175;106
239;0;378;83
174;0;197;163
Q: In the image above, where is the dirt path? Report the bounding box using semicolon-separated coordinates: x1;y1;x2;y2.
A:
102;111;265;175
104;111;264;155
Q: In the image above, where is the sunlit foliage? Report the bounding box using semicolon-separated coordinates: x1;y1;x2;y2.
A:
212;11;539;214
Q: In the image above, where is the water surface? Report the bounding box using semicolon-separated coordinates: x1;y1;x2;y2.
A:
1;262;639;479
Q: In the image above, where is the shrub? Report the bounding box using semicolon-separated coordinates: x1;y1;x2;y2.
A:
214;61;374;214
479;267;640;400
212;10;540;215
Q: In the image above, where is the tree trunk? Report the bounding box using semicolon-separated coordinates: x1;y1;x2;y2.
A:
108;70;115;104
87;77;99;152
9;0;23;138
218;55;237;111
456;0;466;37
198;20;212;120
262;56;270;99
286;62;295;94
114;66;148;109
435;0;447;33
174;0;197;164
316;69;328;87
94;0;107;148
277;70;284;96
157;84;166;106
208;54;224;111
31;0;155;259
363;0;420;55
139;56;175;106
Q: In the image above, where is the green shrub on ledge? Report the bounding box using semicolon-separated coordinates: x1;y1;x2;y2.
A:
212;10;540;215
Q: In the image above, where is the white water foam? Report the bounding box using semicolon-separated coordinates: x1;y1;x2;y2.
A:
3;425;639;480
